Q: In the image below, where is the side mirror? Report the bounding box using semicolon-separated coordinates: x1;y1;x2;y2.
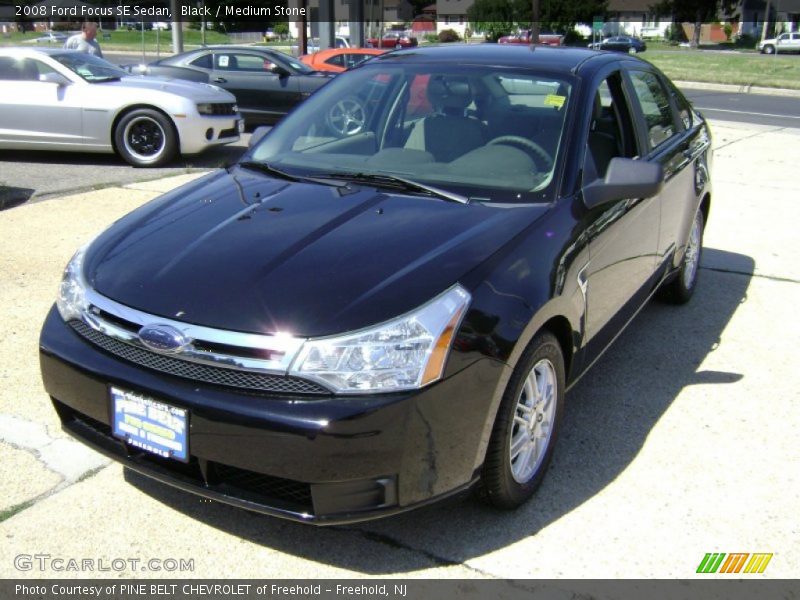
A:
39;72;71;86
582;157;664;210
270;65;290;77
248;126;272;149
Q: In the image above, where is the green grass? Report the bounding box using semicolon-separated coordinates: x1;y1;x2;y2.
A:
0;499;36;523
0;29;229;52
642;48;800;90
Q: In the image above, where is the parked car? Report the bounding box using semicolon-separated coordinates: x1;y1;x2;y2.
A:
32;32;67;44
132;46;334;125
593;36;647;53
758;32;800;54
290;36;351;56
301;48;385;73
40;45;711;524
0;48;241;167
498;30;563;46
367;31;417;48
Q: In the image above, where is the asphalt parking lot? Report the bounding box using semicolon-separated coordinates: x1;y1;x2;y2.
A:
0;118;798;579
0;133;250;208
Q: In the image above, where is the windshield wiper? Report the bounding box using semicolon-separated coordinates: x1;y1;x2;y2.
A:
317;172;469;204
237;161;348;188
92;76;122;83
237;161;304;182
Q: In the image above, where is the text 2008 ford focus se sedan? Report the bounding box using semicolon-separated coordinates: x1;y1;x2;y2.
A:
40;45;711;524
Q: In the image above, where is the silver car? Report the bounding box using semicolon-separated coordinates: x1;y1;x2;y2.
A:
0;48;243;167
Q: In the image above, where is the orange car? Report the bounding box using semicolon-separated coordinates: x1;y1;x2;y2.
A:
300;48;385;73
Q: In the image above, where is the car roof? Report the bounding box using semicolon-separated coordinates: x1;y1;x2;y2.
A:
372;44;631;74
0;47;68;56
312;48;385;58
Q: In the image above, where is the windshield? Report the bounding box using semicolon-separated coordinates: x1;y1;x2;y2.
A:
249;60;573;203
53;53;127;82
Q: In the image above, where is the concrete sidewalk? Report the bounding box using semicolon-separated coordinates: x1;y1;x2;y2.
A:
0;120;797;578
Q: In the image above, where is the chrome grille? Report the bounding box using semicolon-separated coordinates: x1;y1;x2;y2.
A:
70;321;329;395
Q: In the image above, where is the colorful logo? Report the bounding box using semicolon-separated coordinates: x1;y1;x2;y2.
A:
697;553;773;574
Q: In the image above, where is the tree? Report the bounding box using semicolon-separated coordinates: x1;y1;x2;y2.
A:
652;0;738;47
468;0;608;40
467;0;527;41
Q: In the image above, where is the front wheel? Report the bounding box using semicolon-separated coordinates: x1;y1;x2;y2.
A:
114;108;177;167
479;331;565;509
659;209;705;304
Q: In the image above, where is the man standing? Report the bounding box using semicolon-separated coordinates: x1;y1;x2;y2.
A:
63;22;103;58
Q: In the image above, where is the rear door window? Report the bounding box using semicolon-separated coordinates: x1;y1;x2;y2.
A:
627;70;677;151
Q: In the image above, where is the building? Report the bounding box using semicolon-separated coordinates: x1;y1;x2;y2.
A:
436;0;470;37
603;0;670;38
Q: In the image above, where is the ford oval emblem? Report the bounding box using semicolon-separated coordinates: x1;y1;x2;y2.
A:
138;324;190;353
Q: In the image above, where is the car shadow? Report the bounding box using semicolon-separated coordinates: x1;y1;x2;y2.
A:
0;144;248;171
0;185;35;210
124;247;752;573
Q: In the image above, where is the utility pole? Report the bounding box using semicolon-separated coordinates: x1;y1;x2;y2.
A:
170;0;182;54
531;0;540;44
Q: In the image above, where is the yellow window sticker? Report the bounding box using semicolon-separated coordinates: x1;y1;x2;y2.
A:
545;94;566;109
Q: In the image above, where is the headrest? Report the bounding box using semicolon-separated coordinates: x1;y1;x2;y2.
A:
427;75;473;110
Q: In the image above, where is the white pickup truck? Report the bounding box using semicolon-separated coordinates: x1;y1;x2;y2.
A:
759;32;800;54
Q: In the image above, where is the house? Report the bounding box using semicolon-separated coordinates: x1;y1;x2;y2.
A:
736;0;800;38
603;0;670;38
436;0;470;36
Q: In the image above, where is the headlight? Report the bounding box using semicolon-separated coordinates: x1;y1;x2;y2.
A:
289;285;471;394
196;103;214;115
56;245;89;322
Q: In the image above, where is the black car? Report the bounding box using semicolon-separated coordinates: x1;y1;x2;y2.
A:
595;36;647;53
134;46;334;125
41;45;711;524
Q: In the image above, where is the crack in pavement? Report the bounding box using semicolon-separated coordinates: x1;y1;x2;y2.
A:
341;527;498;577
0;415;109;508
713;125;786;151
701;265;799;284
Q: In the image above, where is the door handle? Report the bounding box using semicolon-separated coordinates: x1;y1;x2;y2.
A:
213;77;227;83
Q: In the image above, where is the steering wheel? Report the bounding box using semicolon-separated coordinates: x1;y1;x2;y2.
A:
326;97;367;137
488;135;553;171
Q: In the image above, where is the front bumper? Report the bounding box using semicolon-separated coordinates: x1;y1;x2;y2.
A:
175;114;242;155
40;307;507;524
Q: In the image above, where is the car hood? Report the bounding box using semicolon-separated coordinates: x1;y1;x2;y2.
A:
108;76;234;101
85;168;550;337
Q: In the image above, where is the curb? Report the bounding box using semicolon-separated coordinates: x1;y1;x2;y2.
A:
675;80;800;98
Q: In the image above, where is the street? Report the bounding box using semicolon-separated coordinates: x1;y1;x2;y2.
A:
683;89;800;128
0;118;798;578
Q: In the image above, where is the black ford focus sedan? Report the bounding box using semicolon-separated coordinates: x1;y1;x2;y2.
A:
40;45;711;524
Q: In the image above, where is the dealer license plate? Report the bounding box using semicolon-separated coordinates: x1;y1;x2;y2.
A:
111;387;188;462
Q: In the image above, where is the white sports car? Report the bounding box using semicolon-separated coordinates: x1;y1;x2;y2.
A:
0;48;242;167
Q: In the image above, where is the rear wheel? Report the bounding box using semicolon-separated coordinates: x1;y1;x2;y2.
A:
628;46;637;54
762;44;775;54
479;331;565;509
114;108;177;167
659;209;704;304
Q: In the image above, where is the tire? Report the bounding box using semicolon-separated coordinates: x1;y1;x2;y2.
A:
762;45;775;55
658;209;705;304
628;46;637;54
479;331;565;509
114;108;177;167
